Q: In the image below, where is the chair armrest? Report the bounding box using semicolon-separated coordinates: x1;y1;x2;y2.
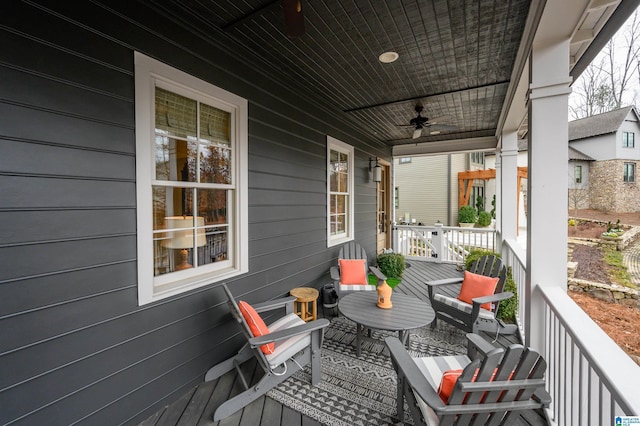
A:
465;333;497;358
385;337;446;411
472;291;513;306
330;266;340;282
369;266;387;281
253;296;297;313
425;277;464;287
249;318;330;346
532;387;552;406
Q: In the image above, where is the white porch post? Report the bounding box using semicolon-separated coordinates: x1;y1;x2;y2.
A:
526;40;572;349
500;132;519;243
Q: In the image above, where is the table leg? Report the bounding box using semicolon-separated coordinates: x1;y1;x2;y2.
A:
356;323;362;357
399;330;411;348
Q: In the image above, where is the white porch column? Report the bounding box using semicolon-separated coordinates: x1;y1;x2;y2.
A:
526;40;572;349
500;132;519;243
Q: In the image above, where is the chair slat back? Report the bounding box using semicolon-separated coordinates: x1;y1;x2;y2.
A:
339;242;368;263
221;284;270;372
444;343;547;426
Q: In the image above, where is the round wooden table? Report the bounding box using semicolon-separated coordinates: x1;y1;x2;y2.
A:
338;292;435;356
289;287;319;322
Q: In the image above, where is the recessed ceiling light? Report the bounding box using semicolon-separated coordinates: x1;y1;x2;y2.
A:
430;130;441;135
379;51;399;63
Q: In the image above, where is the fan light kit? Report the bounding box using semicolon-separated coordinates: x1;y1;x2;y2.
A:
397;105;457;139
378;51;399;63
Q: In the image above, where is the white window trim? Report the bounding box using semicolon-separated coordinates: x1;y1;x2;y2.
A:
327;136;355;247
134;52;248;305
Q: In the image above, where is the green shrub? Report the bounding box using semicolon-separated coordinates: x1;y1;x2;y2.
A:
464;249;498;269
477;211;492;227
458;205;477;223
496;268;518;323
376;252;406;278
475;195;485;213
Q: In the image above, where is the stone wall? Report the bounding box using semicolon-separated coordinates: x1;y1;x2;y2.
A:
589;160;640;212
568;278;640;308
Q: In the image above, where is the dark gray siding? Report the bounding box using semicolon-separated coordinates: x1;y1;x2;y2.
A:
0;1;389;424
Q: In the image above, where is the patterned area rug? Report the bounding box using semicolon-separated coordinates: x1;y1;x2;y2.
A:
267;316;467;426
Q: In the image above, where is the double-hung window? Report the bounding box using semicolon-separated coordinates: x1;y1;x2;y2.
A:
624;162;636;183
135;53;248;305
575;165;582;184
327;136;354;247
622;131;635;148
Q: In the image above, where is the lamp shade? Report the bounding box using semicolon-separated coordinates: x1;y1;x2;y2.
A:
163;216;207;249
373;164;382;182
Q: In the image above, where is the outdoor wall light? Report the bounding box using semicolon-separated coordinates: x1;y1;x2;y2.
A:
369;157;382;183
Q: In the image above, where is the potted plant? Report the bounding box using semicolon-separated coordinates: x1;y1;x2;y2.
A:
375;252;406;288
477;211;492;227
458;205;477;227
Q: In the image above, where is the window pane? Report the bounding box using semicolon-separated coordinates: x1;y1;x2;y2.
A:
200;103;230;146
198;188;228;225
329;150;339;192
155;87;197;139
154;214;205;276
155;136;197;182
199;227;228;263
199;144;231;184
152;186;195;230
335;214;346;234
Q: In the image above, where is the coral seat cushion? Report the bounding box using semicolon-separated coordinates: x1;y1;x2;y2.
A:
339;259;367;285
238;301;275;354
457;271;499;310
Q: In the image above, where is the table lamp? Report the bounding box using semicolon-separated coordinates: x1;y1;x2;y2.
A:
163;216;207;271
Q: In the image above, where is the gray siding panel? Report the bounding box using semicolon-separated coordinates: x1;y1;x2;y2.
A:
0;1;387;425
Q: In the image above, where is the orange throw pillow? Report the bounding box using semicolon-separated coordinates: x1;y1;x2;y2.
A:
238;301;275;354
438;369;464;402
339;259;367;285
457;271;499;310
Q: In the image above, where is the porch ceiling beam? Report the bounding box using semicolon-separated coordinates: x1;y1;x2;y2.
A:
222;0;280;31
344;81;510;113
392;136;497;157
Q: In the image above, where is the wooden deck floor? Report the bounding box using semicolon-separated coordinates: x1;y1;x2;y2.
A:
139;260;522;426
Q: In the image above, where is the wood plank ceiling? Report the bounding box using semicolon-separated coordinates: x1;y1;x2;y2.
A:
150;0;531;148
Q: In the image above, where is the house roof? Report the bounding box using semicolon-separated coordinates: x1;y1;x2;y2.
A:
568;106;635;141
568;146;595;161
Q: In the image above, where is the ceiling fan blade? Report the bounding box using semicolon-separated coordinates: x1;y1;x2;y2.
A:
412;128;422;139
426;115;451;124
282;0;305;38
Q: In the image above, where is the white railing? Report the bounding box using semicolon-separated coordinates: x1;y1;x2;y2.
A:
393;224;496;264
539;286;640;424
501;238;527;342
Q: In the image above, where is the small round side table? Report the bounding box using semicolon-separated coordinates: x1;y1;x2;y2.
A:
289;287;319;322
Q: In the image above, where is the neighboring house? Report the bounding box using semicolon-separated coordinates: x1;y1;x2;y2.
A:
568;106;640;213
394;153;485;226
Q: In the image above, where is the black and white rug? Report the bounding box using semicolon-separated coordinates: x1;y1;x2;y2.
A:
267;316;467;426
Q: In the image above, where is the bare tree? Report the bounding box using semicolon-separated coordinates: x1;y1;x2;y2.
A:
603;10;640;108
570;10;640;119
570;57;614;119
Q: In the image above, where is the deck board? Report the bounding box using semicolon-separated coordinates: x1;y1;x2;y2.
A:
140;260;529;426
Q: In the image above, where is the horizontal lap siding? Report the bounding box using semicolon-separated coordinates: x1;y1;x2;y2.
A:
0;1;387;425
